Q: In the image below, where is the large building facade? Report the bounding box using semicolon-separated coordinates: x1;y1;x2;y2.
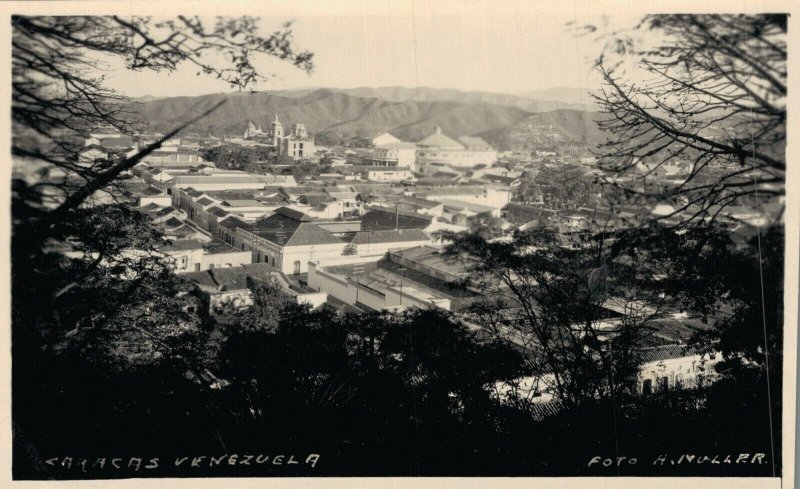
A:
415;126;498;174
243;114;316;160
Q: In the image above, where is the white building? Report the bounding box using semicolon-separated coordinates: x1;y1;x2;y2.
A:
372;132;401;146
365;142;418;171
361;166;414;182
232;207;349;275
161;239;253;274
415;126;497;174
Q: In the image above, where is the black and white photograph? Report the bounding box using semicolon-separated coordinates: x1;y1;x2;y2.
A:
3;0;797;486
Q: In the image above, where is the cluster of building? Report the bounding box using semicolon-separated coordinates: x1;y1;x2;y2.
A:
61;119;783;421
331;126;498;180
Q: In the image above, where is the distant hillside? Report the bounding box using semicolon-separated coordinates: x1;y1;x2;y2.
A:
479;110;609;151
131;88;604;147
518;86;599;106
307;86;598;112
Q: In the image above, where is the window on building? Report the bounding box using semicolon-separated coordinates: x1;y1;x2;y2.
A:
658;376;669;391
194;263;200;272
293;260;301;275
675;374;684;389
209;264;215;270
642;379;653;395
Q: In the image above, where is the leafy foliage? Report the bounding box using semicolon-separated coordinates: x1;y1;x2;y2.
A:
201;143;278;173
441;227;674;407
534;164;597;209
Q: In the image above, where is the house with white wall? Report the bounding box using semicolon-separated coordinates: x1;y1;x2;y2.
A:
235;207;348;275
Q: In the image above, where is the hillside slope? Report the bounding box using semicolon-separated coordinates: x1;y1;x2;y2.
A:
131;88;604;148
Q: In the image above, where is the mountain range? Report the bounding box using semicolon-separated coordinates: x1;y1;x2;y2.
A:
131;86;606;150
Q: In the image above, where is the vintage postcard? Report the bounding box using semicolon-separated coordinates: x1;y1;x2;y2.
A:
1;1;797;488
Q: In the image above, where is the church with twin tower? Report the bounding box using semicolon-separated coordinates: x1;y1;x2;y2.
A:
243;113;316;160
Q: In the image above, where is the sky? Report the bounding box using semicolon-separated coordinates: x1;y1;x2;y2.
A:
100;10;639;98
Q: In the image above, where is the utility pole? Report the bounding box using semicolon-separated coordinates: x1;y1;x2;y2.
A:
395;203;399;230
353;230;372;308
398;266;406;307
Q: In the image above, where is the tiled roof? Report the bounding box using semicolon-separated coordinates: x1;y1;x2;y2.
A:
137;202;161;212
206;206;230;217
183;267;248;291
283;185;325;196
360;207;432;231
258;195;290;204
302;194;335;206
99;136;135;147
458;136;493;150
218;215;252;231
638;344;700;364
241;262;281;282
251;217;344;247
165;225;198;237
390;246;472;277
206;190;258;200
161;217;184;228
414;177;463;186
196;197;215;206
155;206;177;217
351;229;429;245
367;205;432;220
161;239;203;251
478;174;516;184
181;270;218;288
414;186;485;196
139;186;165;196
417;127;464;149
438;199;496;213
183;262;283;292
221;199;264;207
362;166;412;172
274;206;313;222
529;401;564;421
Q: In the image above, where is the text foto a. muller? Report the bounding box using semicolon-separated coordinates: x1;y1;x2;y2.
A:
44;453;321;472
589;452;768;468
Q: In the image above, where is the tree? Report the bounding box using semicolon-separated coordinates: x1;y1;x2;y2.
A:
512;172;543;204
535;164;596;209
201;143;277;172
235;278;309;333
591;14;786;224
612;221;784;474
442;227;671;408
13;15;313;237
315;130;344;147
289;161;324;179
13;14;314;334
216;306;530;475
469;212;506;240
11;16;314;476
